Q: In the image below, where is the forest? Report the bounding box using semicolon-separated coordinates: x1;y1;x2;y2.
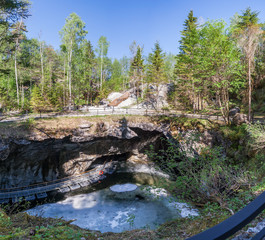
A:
0;0;265;124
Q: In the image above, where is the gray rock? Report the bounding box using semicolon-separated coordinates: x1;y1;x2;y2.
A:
229;107;240;117
232;113;248;125
79;123;92;129
0;123;165;189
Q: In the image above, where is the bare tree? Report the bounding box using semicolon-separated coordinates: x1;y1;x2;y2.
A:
234;8;263;121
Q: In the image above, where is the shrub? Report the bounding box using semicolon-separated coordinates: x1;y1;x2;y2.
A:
246;122;265;153
147;134;251;209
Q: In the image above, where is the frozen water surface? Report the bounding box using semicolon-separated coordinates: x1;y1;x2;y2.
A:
110;183;138;192
26;184;198;233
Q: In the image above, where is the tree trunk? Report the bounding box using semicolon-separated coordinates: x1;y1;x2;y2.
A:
14;19;23;108
141;70;144;98
68;39;73;105
21;85;24;109
100;44;103;91
248;58;252;122
14;41;19;106
63;58;66;107
40;41;44;93
192;78;196;113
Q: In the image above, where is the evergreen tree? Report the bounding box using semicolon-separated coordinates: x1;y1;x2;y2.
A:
74;40;96;105
175;10;200;112
0;0;30;53
130;46;144;99
82;40;96;104
198;20;244;123
147;42;166;108
30;85;46;114
179;10;198;54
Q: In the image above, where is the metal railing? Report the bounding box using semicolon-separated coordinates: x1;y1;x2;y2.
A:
1;106;264;124
1;107;264;123
0;162;115;200
187;190;265;240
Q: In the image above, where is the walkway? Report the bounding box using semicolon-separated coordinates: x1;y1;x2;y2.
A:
0;162;116;204
1;107;264;123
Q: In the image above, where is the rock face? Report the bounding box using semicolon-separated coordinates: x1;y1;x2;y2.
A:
0;122;165;189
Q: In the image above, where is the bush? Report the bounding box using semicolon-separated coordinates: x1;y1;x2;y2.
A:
246;122;265;153
147;134;251;208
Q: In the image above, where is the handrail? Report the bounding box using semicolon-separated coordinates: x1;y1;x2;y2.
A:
187;190;265;240
0;162;115;200
0;166;99;192
0;161;110;193
1;107;264;124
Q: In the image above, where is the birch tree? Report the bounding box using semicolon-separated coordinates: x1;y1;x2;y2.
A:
59;13;87;105
38;32;45;93
13;19;26;106
96;36;109;91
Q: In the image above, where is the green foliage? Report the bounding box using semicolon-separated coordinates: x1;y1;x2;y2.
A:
236;7;259;28
0;5;264;124
126;213;135;228
147;41;166;84
0;210;12;230
147;135;251;206
30;85;44;112
96;36;111;91
220;124;247;142
59;13;87;49
233;7;263;121
246;122;265;153
175;17;245;121
23;117;35;129
30;85;52;113
179;10;198;55
130;46;144;75
0;0;30;54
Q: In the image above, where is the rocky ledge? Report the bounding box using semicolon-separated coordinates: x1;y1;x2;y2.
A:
0;120;166;189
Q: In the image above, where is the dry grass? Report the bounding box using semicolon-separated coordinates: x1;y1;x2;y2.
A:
0;115;153;140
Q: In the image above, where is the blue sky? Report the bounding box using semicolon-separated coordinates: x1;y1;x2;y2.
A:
25;0;265;60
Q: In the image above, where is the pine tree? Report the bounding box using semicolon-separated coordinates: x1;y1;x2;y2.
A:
130;46;144;99
147;42;166;108
30;85;46;115
175;10;200;112
130;46;144;75
179;10;198;54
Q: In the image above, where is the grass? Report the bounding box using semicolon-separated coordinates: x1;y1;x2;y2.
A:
0;115;154;140
0;210;97;239
1;199;264;240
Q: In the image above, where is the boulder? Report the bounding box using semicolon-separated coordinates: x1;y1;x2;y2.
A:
229;107;240;117
232;113;248;125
